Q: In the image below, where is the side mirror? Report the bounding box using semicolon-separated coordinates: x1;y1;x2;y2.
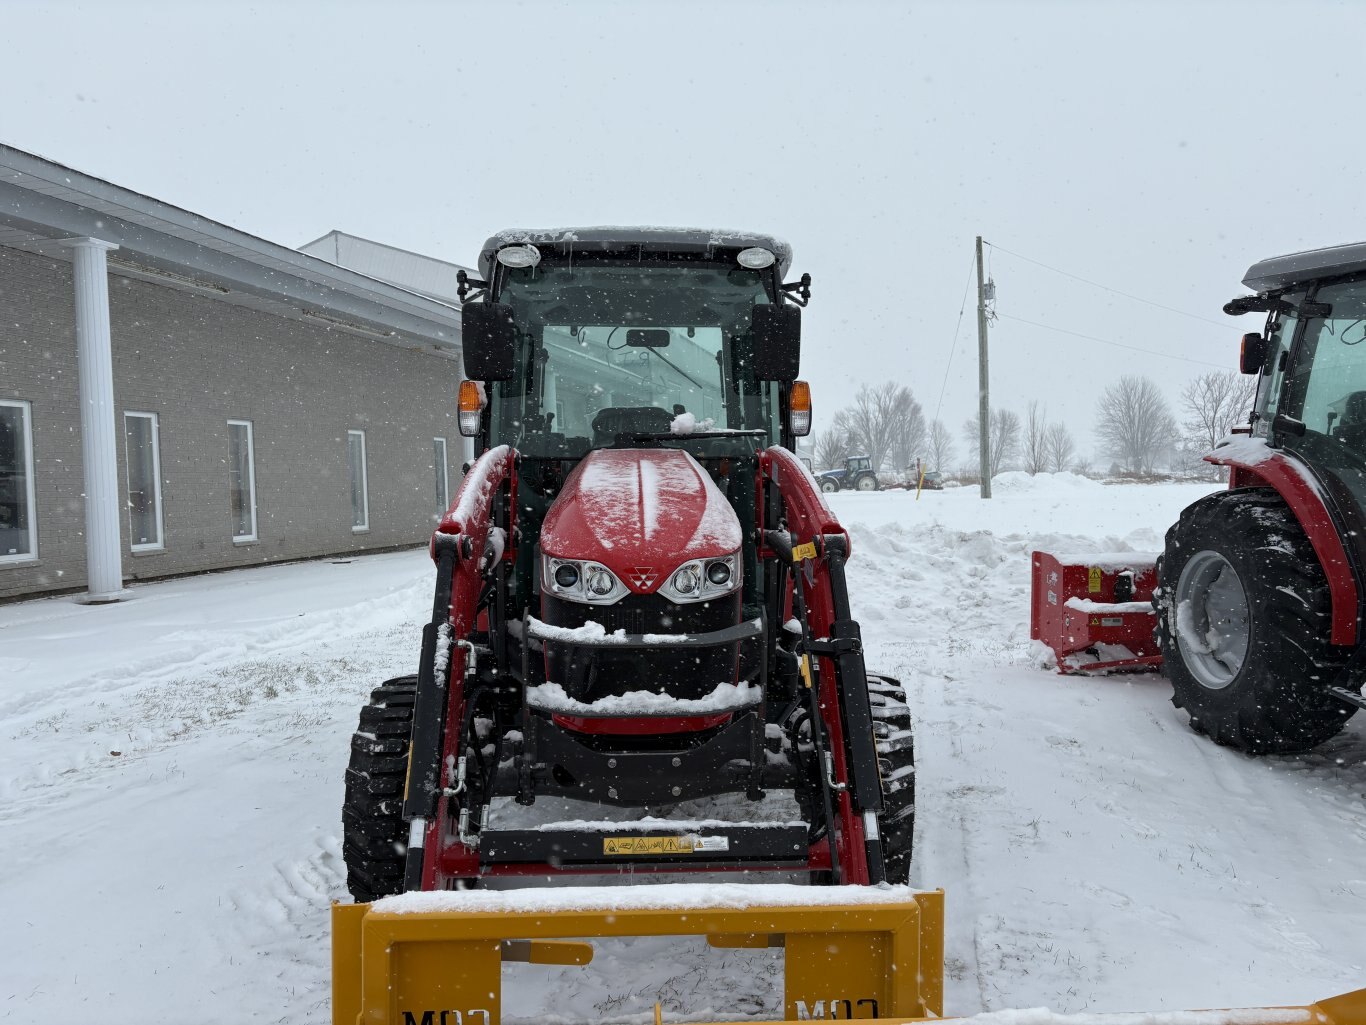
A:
750;303;801;381
1239;332;1267;375
461;302;518;381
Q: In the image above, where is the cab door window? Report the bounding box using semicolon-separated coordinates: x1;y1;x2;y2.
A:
1282;279;1366;448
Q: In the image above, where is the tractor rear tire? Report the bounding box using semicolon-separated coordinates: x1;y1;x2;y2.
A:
868;675;915;883
1155;489;1354;754
856;475;878;492
342;676;417;902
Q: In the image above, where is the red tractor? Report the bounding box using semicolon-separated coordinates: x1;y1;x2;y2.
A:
1035;242;1366;753
1153;243;1366;753
342;229;915;897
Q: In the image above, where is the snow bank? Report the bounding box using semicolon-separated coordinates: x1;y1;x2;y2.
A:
992;471;1106;493
373;881;925;915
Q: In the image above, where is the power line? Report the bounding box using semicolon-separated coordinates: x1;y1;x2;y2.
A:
931;252;978;426
984;241;1227;328
997;313;1228;369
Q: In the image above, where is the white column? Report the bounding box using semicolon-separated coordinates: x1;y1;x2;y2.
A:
60;237;125;603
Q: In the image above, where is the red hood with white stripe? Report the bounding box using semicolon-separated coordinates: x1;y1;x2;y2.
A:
540;448;743;594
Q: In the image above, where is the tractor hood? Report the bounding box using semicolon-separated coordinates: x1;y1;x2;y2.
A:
540;448;743;594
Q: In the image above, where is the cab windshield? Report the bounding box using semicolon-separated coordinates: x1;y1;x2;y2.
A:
492;259;781;456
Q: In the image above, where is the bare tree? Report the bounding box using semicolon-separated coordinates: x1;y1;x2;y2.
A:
927;419;955;472
1044;422;1076;474
1095;375;1179;474
813;428;852;471
1023;401;1049;475
887;387;927;473
962;408;1022;477
1181;371;1258;454
839;382;922;472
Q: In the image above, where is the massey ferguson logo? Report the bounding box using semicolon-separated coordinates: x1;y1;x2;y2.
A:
625;567;658;590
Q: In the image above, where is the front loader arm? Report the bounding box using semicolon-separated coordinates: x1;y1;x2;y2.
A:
762;446;884;884
401;444;518;890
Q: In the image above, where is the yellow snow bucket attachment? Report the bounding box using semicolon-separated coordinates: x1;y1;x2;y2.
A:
332;885;944;1025
702;988;1366;1025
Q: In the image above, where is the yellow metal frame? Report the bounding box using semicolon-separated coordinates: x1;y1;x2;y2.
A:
334;892;944;1025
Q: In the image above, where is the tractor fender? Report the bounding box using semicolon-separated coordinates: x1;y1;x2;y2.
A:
1205;441;1358;646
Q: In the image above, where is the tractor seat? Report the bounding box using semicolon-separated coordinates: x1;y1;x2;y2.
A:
591;406;673;445
1332;390;1366;454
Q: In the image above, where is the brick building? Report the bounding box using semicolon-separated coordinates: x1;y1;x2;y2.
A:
0;144;465;602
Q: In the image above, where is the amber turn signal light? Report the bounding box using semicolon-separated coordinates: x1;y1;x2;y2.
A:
789;380;811;437
458;380;484;437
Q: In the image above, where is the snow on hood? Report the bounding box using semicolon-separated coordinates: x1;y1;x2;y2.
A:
540;448;742;592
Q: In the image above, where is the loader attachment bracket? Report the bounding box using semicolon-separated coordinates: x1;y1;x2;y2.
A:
332;887;944;1025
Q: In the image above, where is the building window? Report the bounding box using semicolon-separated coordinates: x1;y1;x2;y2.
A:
123;412;165;551
228;420;258;542
0;400;37;563
433;437;449;513
348;430;369;532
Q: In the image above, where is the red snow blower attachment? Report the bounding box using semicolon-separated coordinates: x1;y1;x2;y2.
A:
1030;551;1162;673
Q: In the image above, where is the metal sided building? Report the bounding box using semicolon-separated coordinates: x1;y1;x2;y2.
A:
0;143;464;603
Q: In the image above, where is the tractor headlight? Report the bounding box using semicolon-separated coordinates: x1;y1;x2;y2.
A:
671;564;702;596
586;566;616;597
542;555;627;605
658;552;741;603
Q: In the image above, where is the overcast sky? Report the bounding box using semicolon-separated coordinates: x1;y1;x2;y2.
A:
6;0;1364;468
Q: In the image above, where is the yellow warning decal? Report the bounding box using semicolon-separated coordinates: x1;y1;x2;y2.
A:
604;836;697;856
792;541;818;563
1088;567;1103;593
602;835;731;855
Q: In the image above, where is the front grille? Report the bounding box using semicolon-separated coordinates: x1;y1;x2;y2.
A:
540;592;742;704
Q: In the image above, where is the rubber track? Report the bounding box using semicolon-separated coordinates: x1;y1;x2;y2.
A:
342;676;417;903
868;675;916;884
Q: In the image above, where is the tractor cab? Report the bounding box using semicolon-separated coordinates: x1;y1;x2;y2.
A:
1238;252;1366;539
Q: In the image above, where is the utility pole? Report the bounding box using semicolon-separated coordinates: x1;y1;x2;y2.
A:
975;235;992;499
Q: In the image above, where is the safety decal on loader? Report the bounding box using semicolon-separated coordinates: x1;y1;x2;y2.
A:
603;835;731;855
1088;567;1103;593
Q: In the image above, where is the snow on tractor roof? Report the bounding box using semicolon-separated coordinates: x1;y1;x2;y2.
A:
1242;240;1366;293
477;226;794;279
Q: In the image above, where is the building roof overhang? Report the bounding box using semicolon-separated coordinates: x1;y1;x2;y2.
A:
0;144;461;356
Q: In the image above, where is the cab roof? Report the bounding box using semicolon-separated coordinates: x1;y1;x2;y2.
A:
1243;241;1366;293
478;227;793;280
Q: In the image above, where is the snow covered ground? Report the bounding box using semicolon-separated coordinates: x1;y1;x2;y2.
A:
3;473;1364;1024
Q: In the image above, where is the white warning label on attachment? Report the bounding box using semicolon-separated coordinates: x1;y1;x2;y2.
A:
694;835;731;852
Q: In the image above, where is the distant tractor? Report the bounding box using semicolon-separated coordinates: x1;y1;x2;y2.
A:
817;454;879;492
